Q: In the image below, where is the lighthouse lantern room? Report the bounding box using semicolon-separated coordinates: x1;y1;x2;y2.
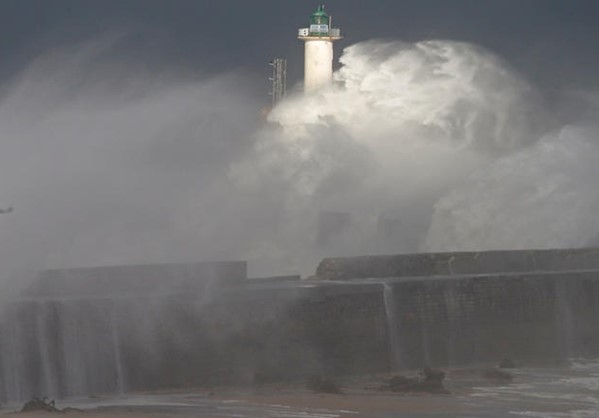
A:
298;5;343;92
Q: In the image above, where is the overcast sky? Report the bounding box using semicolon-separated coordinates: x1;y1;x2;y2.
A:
1;0;598;96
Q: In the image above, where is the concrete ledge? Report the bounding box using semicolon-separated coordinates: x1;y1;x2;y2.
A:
23;261;247;297
316;248;599;280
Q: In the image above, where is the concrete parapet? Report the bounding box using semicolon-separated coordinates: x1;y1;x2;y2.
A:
23;261;247;298
315;248;599;280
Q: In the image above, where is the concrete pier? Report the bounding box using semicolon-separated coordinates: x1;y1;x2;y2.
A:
2;248;599;402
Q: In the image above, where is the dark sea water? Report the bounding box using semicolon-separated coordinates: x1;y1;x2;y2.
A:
462;359;599;417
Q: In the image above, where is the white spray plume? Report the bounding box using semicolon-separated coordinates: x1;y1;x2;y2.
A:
235;39;599;271
0;38;262;280
425;125;599;251
250;39;546;209
0;37;598;279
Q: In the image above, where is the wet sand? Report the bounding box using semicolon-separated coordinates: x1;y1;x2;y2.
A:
4;392;473;418
5;362;599;418
241;393;470;417
0;379;480;418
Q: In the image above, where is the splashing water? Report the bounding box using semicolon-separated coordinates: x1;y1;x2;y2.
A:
426;125;599;251
233;39;599;270
0;37;598;278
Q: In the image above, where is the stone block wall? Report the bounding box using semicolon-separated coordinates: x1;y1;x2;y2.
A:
4;251;599;403
0;280;390;402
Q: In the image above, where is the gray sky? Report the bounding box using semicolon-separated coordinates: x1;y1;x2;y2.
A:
1;0;599;95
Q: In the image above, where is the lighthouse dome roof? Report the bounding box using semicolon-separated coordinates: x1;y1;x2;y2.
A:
310;5;329;25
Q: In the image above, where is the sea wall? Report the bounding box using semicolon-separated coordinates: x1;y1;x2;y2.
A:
2;249;599;403
0;280;389;401
381;271;599;369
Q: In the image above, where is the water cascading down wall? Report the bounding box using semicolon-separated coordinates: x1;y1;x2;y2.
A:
3;248;599;403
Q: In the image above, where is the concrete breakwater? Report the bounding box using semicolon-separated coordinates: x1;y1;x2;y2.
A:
1;248;599;403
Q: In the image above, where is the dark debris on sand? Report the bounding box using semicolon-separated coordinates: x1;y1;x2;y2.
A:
482;368;514;382
380;367;450;395
498;358;517;369
305;376;343;394
20;396;84;413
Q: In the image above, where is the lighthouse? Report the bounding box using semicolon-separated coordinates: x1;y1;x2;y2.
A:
298;5;342;92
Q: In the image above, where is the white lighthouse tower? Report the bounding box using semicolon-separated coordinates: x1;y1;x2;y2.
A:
298;5;342;92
